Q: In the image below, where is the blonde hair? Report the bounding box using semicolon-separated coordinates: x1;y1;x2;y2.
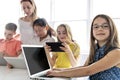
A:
57;24;73;42
87;14;120;65
21;0;37;22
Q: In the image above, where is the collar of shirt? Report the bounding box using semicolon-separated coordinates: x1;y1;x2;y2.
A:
2;38;15;43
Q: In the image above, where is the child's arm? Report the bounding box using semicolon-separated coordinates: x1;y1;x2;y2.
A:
44;45;57;68
16;40;22;56
17;50;22;56
60;42;80;67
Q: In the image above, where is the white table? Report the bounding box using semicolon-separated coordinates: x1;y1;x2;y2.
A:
0;66;30;80
0;52;89;80
0;66;88;80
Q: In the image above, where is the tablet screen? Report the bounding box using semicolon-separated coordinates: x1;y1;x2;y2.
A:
46;42;64;52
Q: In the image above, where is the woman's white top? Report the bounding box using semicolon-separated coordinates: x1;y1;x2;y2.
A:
18;19;55;45
28;35;55;46
18;19;35;44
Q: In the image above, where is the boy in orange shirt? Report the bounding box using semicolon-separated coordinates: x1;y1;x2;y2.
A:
0;23;22;68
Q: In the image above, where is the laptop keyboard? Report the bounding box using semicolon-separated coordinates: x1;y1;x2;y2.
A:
39;74;54;78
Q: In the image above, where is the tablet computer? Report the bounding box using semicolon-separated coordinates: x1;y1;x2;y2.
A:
46;42;64;52
4;57;26;69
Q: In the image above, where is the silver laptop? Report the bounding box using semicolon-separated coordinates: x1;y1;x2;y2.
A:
4;56;26;69
0;54;7;66
22;45;69;80
22;45;52;79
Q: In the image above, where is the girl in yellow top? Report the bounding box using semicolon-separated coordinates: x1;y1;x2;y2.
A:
45;24;80;68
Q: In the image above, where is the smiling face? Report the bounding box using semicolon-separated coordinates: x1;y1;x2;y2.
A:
92;17;110;45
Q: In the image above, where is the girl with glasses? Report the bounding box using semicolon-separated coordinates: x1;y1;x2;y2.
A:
46;14;120;80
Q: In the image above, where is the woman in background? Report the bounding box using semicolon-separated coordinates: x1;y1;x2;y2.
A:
19;0;56;44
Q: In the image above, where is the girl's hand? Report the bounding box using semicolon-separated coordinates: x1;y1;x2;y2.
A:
44;44;52;54
47;69;61;77
60;42;72;54
63;37;74;44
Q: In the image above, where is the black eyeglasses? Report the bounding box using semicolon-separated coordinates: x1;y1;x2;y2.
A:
93;23;109;30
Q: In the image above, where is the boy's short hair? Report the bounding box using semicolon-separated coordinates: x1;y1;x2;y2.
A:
5;23;17;32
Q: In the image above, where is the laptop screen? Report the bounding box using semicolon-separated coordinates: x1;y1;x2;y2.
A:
22;45;50;75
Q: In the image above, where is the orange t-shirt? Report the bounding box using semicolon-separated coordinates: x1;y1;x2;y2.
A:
0;38;21;57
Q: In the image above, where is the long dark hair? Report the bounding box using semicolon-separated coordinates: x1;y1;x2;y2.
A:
33;18;52;36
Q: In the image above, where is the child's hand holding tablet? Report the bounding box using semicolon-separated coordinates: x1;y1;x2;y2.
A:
46;42;64;52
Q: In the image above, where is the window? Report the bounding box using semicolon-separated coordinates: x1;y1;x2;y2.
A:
92;0;120;41
92;0;120;18
0;0;120;54
54;0;87;21
54;21;88;52
0;0;20;38
53;0;89;53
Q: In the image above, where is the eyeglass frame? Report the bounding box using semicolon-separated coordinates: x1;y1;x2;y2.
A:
92;23;110;30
